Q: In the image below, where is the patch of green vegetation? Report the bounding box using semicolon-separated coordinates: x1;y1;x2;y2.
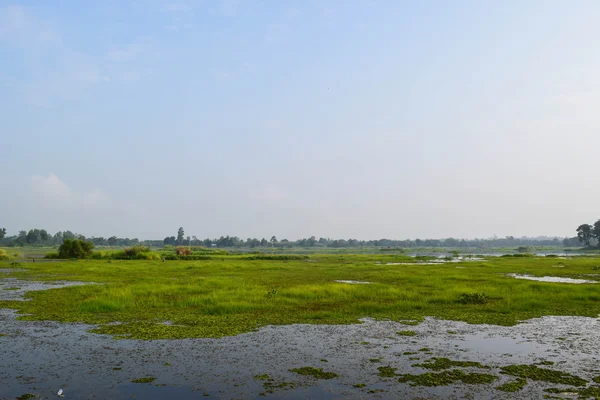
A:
131;376;156;384
557;337;566;341
360;341;370;345
447;331;457;334
254;374;271;381
537;361;555;366
418;347;431;352
409;357;420;361
369;358;382;363
289;367;338;379
0;333;6;337
458;293;489;305
413;357;488;371
545;386;600;399
352;383;366;388
398;369;497;386
320;359;328;363
112;367;122;370
396;330;417;336
495;378;527;392
500;365;587;386
3;287;20;291
377;366;398;377
398;320;420;326
2;256;600;339
368;389;386;394
402;351;417;355
593;376;600;383
16;394;37;400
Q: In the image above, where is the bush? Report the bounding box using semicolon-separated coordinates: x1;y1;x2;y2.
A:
176;246;192;256
124;245;152;257
44;252;60;259
458;293;489;305
0;249;7;260
58;239;94;259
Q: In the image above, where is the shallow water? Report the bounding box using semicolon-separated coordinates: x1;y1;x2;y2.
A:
2;279;600;399
507;274;597;284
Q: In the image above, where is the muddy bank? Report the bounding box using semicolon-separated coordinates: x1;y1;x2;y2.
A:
1;279;600;399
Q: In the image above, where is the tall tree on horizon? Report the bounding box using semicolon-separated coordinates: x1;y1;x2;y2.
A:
577;224;594;247
177;227;185;245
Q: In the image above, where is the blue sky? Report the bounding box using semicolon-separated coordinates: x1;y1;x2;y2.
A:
2;0;599;240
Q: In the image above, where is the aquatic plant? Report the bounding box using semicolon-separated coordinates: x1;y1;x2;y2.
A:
131;376;156;383
289;367;338;379
500;365;587;386
413;358;488;371
398;369;497;386
396;330;417;336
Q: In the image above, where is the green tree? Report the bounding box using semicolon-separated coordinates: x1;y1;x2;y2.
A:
0;228;6;240
40;229;49;242
177;227;185;245
108;236;118;246
270;236;278;245
58;239;94;259
594;220;600;248
577;224;594;247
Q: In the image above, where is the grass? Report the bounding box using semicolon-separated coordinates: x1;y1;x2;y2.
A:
500;364;587;386
413;357;489;371
289;366;338;379
396;330;417;336
1;255;600;339
131;376;156;383
397;369;497;386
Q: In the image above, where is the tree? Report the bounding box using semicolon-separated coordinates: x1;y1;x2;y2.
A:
108;236;118;246
40;229;49;242
577;224;594;247
26;229;40;244
270;236;278;246
0;228;6;240
177;227;185;245
594;220;600;248
58;239;94;259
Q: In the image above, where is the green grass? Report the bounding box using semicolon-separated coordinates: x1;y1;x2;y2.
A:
413;357;489;371
131;376;156;383
396;330;417;336
397;369;497;386
1;255;600;339
289;367;338;379
500;364;587;386
495;378;527;392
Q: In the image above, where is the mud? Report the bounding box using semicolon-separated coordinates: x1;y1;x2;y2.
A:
2;279;600;399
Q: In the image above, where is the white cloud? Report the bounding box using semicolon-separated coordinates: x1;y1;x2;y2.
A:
30;173;112;210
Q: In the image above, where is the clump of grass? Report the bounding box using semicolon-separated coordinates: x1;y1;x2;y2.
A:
402;351;417;355
289;367;338;379
545;386;600;398
320;359;328;362
447;331;457;334
500;365;587;386
418;347;431;352
398;320;420;326
398;369;497;386
458;293;489;304
495;378;527;392
537;360;555;366
131;376;156;384
112;367;122;370
16;394;38;400
369;358;382;363
361;341;370;345
353;383;366;388
396;330;417;336
413;358;488;371
377;366;398;377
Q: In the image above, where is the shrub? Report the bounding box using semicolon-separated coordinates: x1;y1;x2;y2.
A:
458;293;489;305
44;252;60;259
124;245;152;257
58;239;94;259
176;246;192;256
0;249;7;260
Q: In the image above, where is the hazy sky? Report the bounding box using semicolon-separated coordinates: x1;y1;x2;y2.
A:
2;1;599;240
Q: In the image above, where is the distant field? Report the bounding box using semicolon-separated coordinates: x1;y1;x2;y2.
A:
1;254;600;340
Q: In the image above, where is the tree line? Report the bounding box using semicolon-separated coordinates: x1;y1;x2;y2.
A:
0;225;585;249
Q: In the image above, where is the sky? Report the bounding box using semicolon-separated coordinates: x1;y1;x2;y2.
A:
1;0;599;240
